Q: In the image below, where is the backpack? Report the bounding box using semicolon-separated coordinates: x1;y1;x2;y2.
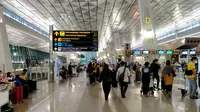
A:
143;67;149;73
118;67;126;82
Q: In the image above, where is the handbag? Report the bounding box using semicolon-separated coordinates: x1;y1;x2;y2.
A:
185;69;193;76
118;67;126;82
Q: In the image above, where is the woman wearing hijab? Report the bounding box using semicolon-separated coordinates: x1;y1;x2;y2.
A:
162;60;175;97
99;63;112;100
87;62;95;85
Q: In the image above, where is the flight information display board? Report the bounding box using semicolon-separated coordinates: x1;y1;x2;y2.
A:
53;31;98;52
133;50;141;55
181;50;188;55
142;50;149;55
158;50;165;55
190;50;196;55
166;50;173;54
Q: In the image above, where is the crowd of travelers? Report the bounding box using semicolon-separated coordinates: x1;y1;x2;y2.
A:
86;56;199;100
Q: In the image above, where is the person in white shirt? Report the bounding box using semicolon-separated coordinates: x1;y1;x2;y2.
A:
116;61;131;98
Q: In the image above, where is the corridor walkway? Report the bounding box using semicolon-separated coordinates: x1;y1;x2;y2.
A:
14;72;200;112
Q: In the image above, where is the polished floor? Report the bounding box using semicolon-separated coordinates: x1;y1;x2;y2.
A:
14;72;200;112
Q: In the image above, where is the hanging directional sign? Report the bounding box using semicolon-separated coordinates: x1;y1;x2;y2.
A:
145;17;151;24
53;31;98;52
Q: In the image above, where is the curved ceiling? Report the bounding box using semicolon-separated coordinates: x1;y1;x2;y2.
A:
1;0;200;51
0;0;139;49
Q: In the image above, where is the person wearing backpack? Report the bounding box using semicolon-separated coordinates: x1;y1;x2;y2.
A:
161;60;175;97
99;63;112;100
150;59;161;90
117;61;131;98
141;62;151;96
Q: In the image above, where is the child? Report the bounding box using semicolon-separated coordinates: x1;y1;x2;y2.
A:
149;74;154;95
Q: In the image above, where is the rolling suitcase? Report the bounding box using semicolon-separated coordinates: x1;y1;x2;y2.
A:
23;84;29;99
89;75;95;84
136;71;141;82
27;80;33;93
15;86;23;103
32;81;37;90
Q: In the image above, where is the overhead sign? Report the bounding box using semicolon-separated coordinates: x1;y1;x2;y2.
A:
133;50;141;55
190;50;196;55
145;17;151;24
142;50;149;55
181;50;188;55
158;50;165;55
53;31;98;52
166;50;173;55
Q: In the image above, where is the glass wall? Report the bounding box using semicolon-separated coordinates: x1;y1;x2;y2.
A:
9;45;66;69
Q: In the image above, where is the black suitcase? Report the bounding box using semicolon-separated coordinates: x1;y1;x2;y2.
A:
136;71;141;81
32;80;37;90
27;80;33;93
23;84;29;99
89;75;95;84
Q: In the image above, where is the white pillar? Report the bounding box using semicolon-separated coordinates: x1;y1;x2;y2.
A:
48;25;55;82
138;0;158;62
0;7;13;72
139;0;157;49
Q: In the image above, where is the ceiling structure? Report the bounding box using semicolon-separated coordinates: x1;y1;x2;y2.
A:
151;0;200;39
6;25;47;49
6;25;71;56
1;0;200;53
0;0;139;51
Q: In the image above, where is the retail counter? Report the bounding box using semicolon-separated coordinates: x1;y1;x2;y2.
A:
0;90;9;111
16;67;49;81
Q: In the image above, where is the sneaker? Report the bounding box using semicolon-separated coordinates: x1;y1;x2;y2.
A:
122;94;126;98
190;96;198;99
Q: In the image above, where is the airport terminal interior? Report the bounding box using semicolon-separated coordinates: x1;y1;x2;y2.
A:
1;0;200;112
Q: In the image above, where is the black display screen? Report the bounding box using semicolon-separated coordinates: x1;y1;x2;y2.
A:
53;31;98;52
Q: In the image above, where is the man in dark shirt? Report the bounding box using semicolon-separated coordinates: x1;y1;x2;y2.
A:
150;59;161;90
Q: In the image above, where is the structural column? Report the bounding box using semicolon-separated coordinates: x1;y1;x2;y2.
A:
49;25;55;83
0;7;13;72
138;0;158;62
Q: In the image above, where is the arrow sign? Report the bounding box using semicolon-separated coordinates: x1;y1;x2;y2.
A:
54;32;59;36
